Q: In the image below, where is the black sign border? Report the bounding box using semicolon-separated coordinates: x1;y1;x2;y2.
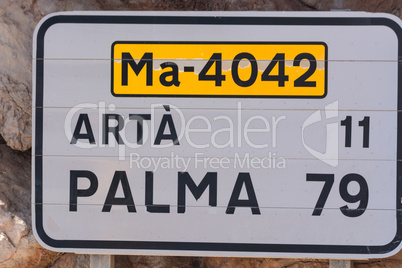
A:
34;14;402;256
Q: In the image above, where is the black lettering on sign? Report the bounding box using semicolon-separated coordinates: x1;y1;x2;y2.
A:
154;105;180;145
308;173;369;217
198;53;226;86
121;52;153;86
70;113;95;144
177;172;217;213
102;171;136;212
226;173;260;215
145;171;170;213
358;116;370;148
293;53;317;87
341;116;370;148
232;52;258;87
128;114;151;145
306;173;334;216
261;53;288;87
341;116;352;147
69;170;98;212
339;173;369;217
159;62;180;87
103;114;124;145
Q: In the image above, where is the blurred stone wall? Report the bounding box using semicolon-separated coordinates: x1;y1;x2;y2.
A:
0;0;401;267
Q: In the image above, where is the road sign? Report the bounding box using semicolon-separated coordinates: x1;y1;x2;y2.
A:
32;11;402;258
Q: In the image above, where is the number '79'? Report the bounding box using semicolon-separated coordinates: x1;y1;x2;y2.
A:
307;173;369;217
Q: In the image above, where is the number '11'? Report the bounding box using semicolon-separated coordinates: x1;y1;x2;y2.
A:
340;116;370;148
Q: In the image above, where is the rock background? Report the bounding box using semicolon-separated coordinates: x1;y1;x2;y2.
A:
0;0;401;267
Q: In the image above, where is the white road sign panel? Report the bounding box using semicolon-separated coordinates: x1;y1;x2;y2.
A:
32;11;402;258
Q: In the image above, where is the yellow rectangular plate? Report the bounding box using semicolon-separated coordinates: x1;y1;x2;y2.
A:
112;42;327;98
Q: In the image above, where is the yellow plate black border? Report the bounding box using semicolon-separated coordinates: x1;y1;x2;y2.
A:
111;41;328;98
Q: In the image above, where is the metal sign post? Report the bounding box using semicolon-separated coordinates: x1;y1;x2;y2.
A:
90;255;114;268
32;11;402;259
329;260;353;268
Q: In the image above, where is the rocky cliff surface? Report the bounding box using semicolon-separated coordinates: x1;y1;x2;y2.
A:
0;0;401;267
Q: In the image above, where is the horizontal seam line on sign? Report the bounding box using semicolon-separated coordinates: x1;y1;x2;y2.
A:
33;107;399;112
30;203;400;211
33;155;397;161
32;57;402;62
33;58;402;62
